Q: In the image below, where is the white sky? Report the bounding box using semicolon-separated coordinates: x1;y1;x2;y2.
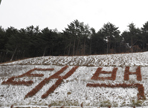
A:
0;0;148;32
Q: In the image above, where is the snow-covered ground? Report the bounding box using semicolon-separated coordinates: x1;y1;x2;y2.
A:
2;52;148;67
1;52;148;107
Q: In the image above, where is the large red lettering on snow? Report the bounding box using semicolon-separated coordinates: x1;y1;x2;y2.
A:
1;66;145;100
25;66;79;99
124;66;142;81
1;66;79;99
91;67;117;80
2;68;54;86
87;66;145;100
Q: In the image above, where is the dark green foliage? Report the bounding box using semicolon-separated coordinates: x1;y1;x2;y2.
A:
91;31;106;54
121;23;146;52
0;20;148;63
63;20;91;55
99;22;121;53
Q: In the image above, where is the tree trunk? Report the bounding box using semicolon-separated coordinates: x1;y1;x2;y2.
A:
73;39;75;56
76;39;80;55
83;39;86;55
131;36;133;52
89;39;92;55
10;47;17;61
43;46;47;56
0;52;2;62
68;41;71;56
22;50;25;59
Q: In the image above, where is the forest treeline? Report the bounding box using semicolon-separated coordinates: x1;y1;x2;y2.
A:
0;20;148;63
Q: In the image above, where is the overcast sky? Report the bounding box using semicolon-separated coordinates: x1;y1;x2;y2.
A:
0;0;148;32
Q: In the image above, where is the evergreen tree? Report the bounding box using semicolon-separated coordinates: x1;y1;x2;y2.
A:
63;20;91;55
99;22;121;53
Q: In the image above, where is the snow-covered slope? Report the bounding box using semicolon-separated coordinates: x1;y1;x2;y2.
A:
1;52;148;107
3;52;148;67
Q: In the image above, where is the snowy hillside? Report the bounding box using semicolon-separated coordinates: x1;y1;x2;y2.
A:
2;52;148;67
1;52;148;107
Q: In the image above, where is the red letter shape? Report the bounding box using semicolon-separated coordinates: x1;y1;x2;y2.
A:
124;66;142;81
91;67;117;80
2;68;54;86
25;66;79;99
87;83;145;100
